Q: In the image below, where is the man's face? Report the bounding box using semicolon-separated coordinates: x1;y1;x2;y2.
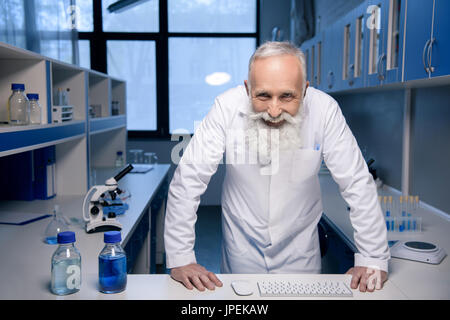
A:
245;54;307;128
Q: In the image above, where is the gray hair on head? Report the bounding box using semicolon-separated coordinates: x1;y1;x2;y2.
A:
247;41;307;93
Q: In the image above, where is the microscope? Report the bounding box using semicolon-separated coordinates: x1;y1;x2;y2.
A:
82;164;133;233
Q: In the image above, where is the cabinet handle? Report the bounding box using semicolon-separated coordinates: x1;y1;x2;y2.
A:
348;64;355;86
422;39;431;73
327;71;334;89
377;54;386;81
427;38;436;73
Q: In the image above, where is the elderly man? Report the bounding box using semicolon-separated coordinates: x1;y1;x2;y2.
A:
164;41;390;293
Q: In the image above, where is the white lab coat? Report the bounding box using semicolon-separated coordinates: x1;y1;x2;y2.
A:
164;85;390;274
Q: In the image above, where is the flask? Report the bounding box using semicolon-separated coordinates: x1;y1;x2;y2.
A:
27;93;42;124
51;231;82;295
115;151;125;167
43;204;70;244
8;83;30;125
99;231;127;293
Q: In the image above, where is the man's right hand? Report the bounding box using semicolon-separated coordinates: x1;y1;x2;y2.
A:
170;263;223;291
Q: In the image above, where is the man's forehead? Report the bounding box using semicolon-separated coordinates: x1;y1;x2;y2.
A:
251;54;302;72
249;55;303;88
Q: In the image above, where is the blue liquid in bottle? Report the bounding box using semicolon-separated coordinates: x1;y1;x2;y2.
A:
98;231;127;294
99;254;127;293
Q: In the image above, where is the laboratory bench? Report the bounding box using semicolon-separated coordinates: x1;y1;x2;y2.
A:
0;164;170;299
319;174;450;300
0;166;448;300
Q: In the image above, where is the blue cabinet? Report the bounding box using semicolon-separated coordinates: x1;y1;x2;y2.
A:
322;22;344;93
404;0;450;80
338;2;369;90
365;0;406;86
403;0;434;81
427;0;450;78
300;33;325;91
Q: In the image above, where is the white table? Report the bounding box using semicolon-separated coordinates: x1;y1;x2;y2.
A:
319;174;450;300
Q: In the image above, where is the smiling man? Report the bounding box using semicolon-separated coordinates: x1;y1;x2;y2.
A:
164;41;390;293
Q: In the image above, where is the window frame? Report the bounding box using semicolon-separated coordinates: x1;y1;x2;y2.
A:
78;0;260;139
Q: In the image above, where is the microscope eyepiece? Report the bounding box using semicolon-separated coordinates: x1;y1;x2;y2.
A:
114;164;134;182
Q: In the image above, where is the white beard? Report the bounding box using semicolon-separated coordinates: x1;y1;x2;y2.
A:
245;100;304;165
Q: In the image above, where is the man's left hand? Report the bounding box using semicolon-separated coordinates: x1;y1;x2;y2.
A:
345;266;388;292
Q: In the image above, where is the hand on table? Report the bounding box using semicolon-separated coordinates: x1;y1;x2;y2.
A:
170;263;223;291
346;266;388;292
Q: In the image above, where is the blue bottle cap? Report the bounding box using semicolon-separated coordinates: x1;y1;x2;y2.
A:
11;83;25;91
26;93;39;100
104;231;121;243
57;231;76;244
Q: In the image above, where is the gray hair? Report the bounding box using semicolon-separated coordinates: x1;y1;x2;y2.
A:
248;41;307;92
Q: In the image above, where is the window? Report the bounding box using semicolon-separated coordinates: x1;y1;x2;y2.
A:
102;0;159;32
76;0;93;32
169;37;255;133
78;0;259;137
107;40;157;131
368;4;381;75
355;16;364;78
343;24;350;80
78;40;90;69
387;0;401;70
168;0;256;33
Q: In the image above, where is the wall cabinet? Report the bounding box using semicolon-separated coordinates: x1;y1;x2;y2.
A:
322;24;343;93
303;0;448;94
365;0;405;87
403;0;450;81
301;32;324;91
338;2;368;90
0;41;127;199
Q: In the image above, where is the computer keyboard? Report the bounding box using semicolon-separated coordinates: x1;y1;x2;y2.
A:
257;280;353;297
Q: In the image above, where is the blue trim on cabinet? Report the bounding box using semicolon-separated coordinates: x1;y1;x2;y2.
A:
89;116;126;133
0;122;85;152
45;61;52;124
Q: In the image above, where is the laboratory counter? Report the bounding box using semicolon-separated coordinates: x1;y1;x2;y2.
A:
0;164;170;299
0;167;448;300
319;174;450;300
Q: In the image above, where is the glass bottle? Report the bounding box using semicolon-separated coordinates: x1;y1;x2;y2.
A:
99;231;127;294
51;231;82;295
27;93;42;124
43;205;70;244
115;151;125;167
8;83;30;125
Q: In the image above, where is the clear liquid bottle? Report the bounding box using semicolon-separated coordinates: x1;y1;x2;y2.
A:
99;231;127;294
115;151;124;167
43;205;70;244
8;83;30;125
27;93;42;124
51;231;82;295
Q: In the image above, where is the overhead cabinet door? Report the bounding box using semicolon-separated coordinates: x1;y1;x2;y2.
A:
403;0;434;81
428;0;450;78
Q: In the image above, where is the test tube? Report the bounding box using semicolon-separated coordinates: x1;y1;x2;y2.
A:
388;196;392;217
399;196;406;232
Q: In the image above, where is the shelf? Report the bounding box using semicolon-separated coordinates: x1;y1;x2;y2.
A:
0;41;127;197
0;120;86;157
51;61;87;122
89;115;126;134
88;72;110;118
